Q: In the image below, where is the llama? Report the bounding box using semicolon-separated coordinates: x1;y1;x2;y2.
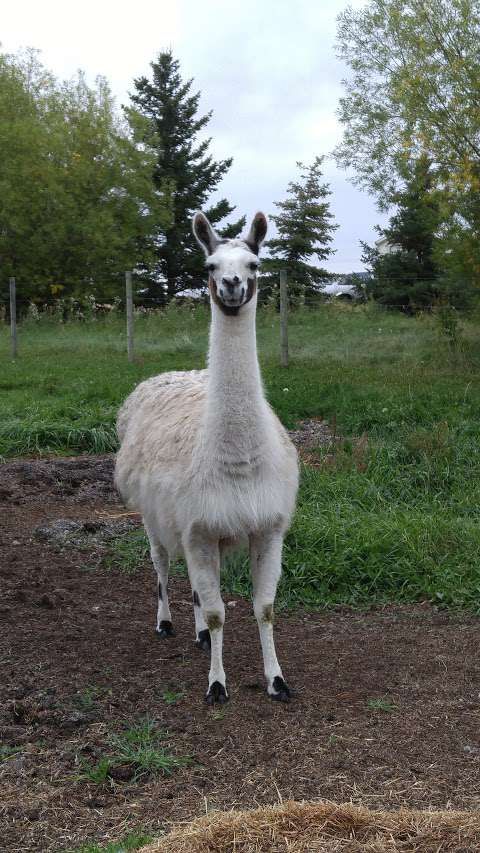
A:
115;212;299;704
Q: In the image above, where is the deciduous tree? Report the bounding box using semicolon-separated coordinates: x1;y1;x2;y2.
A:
335;0;480;205
0;50;168;311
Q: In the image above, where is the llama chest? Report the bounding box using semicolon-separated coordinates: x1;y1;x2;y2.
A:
181;445;298;537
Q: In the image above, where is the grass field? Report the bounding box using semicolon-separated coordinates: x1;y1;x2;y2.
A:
2;302;480;611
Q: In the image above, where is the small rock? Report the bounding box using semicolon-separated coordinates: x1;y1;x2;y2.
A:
227;600;237;609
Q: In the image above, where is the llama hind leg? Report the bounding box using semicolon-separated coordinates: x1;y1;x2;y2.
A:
144;523;174;638
184;526;227;704
250;529;292;702
192;590;211;651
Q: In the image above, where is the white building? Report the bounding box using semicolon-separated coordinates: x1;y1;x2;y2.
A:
374;236;401;255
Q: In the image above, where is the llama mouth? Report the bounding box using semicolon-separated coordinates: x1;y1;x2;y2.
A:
222;297;244;308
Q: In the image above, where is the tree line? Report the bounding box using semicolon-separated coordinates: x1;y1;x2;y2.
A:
2;0;479;315
336;0;480;311
0;49;336;313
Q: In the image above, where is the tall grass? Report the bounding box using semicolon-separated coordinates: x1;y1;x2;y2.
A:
2;302;480;455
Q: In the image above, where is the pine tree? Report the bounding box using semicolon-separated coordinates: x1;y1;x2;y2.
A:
128;51;244;301
262;158;338;302
364;156;443;311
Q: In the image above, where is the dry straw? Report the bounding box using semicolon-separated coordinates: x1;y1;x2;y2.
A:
140;800;480;853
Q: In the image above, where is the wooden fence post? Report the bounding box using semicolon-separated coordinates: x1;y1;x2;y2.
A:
125;271;134;362
9;277;17;360
280;269;288;367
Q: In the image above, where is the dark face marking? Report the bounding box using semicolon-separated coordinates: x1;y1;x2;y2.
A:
245;276;256;303
193;590;200;607
209;275;257;316
158;581;163;601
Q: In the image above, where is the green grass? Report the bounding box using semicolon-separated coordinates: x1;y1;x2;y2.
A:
367;697;398;713
63;830;152;853
161;689;186;705
0;745;22;762
3;302;480;611
73;685;109;711
77;718;189;784
102;529;186;577
102;528;151;575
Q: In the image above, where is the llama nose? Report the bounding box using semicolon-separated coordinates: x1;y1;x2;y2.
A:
222;276;240;293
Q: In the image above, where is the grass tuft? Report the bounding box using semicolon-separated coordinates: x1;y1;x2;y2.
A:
77;717;189;784
0;745;22;762
366;697;398;713
62;829;152;853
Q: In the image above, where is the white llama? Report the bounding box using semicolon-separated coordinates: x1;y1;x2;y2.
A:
115;212;299;704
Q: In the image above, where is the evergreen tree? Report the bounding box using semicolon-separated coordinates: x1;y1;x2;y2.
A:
364;156;443;311
128;51;244;300
262;158;338;302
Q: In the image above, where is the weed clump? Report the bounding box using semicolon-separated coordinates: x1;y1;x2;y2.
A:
76;718;189;784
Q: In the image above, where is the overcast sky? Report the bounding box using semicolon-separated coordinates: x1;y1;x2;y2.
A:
2;0;388;273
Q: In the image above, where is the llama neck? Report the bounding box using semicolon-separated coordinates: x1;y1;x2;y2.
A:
204;295;268;456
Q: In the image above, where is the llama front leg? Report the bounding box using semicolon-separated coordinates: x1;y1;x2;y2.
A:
144;523;174;638
250;528;292;702
184;526;228;704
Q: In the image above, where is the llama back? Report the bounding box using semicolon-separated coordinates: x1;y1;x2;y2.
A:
115;370;207;509
116;370;207;441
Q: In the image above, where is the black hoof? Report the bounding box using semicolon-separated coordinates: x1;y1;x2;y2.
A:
205;681;229;705
269;676;293;703
156;620;175;638
195;629;211;652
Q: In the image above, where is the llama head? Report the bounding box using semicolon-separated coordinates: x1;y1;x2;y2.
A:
192;211;267;315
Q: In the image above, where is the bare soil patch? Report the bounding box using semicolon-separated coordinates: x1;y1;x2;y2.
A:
1;451;480;852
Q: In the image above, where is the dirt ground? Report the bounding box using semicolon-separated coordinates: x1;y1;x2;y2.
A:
1;451;480;853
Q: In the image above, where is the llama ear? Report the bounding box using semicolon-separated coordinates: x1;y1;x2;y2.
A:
245;212;268;255
192;212;219;256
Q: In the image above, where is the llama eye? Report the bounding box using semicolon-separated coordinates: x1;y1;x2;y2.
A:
249;262;259;272
207;263;216;272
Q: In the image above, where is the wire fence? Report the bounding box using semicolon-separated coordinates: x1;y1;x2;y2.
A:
3;271;459;366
